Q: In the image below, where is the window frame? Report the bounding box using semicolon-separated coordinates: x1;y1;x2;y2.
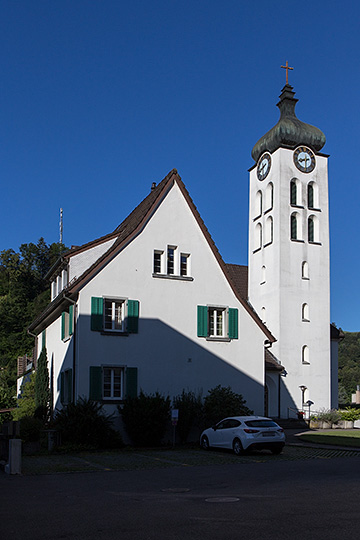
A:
102;366;124;400
104;298;126;332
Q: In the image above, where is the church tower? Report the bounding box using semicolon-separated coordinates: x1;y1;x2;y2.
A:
248;77;335;417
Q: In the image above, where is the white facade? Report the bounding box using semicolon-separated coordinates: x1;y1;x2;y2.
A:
249;147;332;416
32;174;272;424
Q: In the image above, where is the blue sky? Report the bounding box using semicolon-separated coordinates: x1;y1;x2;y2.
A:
0;0;358;330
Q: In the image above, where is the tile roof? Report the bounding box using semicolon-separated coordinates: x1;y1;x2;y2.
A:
225;264;248;301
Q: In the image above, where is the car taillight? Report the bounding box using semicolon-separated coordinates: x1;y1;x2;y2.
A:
244;429;260;433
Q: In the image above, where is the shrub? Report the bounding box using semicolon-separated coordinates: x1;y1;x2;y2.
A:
173;390;203;443
120;391;171;446
19;416;43;442
340;407;360;422
317;408;341;425
53;397;122;450
203;385;253;427
12;372;37;421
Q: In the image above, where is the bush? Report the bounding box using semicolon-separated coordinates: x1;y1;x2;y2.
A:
120;391;171;446
340;407;360;422
19;416;43;442
53;397;122;450
173;390;203;443
12;372;37;421
203;385;253;427
317;408;341;425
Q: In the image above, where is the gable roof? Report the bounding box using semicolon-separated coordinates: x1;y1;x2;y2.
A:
29;169;275;341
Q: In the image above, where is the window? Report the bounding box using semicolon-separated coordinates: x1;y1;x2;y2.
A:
261;307;266;323
180;253;189;276
197;305;238;340
167;246;176;275
264;216;273;245
60;369;72;405
290;179;297;205
91;297;139;334
261;265;266;284
291;213;297;240
255;190;262;218
265;182;273;212
89;366;138;401
308;183;314;208
302;261;309;279
255;223;262;250
308;215;319;243
103;367;123;399
104;299;125;331
302;303;310;322
302;345;310;364
153;250;163;274
61;305;74;341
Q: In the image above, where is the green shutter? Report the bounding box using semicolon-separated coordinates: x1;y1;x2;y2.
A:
197;306;208;337
228;308;239;339
127;300;139;333
91;297;103;331
69;305;74;336
61;312;66;340
89;366;102;400
126;367;138;398
42;330;46;350
60;372;65;404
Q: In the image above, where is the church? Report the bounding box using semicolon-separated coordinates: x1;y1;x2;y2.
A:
28;78;340;424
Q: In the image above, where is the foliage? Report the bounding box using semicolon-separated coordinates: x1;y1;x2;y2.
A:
203;385;253;427
19;416;43;442
53;397;122;450
0;361;17;424
34;348;50;423
0;239;67;413
338;384;349;406
172;390;203;444
338;331;360;399
339;407;360;422
120;391;171;446
316;408;341;425
12;372;37;421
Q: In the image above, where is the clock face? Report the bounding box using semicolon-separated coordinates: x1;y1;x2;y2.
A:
257;153;271;181
294;146;316;173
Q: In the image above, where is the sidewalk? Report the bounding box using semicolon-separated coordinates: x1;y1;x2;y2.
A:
284;427;360;452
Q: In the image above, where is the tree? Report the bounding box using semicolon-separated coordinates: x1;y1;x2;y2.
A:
203;385;253;427
12;372;37;421
34;348;50;423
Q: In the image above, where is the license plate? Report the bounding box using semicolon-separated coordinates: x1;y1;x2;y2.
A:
263;431;275;437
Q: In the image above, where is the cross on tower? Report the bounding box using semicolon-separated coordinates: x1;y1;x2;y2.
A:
281;61;293;84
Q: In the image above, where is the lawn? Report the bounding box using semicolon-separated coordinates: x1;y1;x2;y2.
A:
298;429;360;448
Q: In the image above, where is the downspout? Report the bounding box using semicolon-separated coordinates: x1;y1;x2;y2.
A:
27;329;38;369
64;294;77;404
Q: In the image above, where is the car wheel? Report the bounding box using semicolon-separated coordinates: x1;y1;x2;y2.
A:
271;445;283;455
233;438;243;456
201;436;210;450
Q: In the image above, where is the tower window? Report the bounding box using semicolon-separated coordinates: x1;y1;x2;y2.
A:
264;216;273;245
265;182;273;212
308;216;314;242
290;180;297;205
255;190;262;218
302;303;310;322
291;213;297;240
302;345;310;364
308;183;314;208
261;265;266;284
302;261;309;279
254;223;262;251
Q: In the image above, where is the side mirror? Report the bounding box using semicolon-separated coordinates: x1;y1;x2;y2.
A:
212;425;217;431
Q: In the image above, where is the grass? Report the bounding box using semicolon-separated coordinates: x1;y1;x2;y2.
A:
298;429;360;448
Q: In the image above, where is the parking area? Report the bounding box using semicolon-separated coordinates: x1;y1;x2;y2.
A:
19;443;360;475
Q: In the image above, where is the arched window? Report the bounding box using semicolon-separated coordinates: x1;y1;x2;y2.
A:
308;215;319;243
255;190;262;218
261;265;266;284
302;345;310;364
265;182;273;212
261;307;266;323
264;216;273;245
290;178;300;206
255;223;262;250
291;213;297;240
302;261;309;279
302;303;310;321
308;183;314;208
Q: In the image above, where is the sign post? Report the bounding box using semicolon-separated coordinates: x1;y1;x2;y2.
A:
171;409;179;447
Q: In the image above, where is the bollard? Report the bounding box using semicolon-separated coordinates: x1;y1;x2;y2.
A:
5;439;22;475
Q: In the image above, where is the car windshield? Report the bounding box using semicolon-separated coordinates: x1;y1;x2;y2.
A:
244;420;278;428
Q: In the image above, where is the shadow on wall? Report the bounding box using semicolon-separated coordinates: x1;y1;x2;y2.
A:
50;314;297;424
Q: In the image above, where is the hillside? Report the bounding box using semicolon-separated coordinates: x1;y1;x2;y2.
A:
338;331;360;403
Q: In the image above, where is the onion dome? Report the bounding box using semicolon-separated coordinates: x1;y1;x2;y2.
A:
251;84;326;162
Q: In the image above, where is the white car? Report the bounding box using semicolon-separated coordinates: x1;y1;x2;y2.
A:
200;416;285;455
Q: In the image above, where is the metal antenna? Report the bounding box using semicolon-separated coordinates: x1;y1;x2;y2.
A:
59;208;63;245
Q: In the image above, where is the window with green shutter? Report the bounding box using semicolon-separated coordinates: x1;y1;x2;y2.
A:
60;369;73;404
89;366;102;400
197;305;238;340
61;305;74;341
126;367;138;398
127;300;139;333
91;297;139;334
91;297;103;331
228;308;239;339
197;306;208;337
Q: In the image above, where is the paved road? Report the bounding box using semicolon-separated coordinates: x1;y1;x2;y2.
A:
1;452;359;540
